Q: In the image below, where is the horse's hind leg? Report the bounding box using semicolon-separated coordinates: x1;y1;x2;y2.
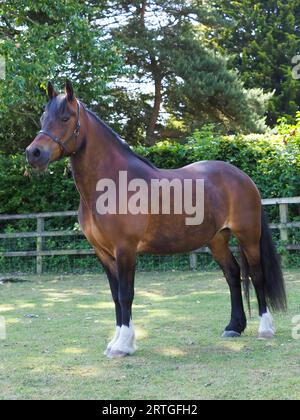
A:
237;238;275;339
209;230;247;338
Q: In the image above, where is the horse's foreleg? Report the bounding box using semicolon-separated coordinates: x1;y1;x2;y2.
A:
104;268;122;356
108;248;137;358
94;249;122;356
209;231;247;338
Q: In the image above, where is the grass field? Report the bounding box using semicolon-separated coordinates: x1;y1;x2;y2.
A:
0;270;299;400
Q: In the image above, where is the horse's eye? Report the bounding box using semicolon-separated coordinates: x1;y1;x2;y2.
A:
62;117;70;122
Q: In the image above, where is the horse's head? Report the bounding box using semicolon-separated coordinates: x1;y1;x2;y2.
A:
26;80;82;171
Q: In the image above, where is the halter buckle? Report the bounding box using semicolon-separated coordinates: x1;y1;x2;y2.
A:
74;121;81;137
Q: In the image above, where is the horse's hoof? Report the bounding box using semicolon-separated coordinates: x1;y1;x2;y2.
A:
107;349;130;358
222;330;241;338
258;331;275;340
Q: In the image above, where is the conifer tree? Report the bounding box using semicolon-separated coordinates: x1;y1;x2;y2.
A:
98;0;271;144
214;0;300;125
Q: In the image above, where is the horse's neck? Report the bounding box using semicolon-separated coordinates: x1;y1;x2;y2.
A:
70;112;130;207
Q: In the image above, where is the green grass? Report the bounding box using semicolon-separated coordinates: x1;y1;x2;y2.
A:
0;270;300;400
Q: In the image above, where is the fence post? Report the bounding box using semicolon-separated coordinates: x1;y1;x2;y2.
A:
36;217;44;275
189;252;197;271
279;203;289;242
279;203;289;266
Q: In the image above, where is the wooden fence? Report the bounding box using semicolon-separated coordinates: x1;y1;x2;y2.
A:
0;197;299;274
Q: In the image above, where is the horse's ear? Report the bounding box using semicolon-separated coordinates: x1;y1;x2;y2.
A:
65;79;74;101
47;81;58;100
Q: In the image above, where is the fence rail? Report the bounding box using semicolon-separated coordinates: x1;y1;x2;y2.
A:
0;197;299;274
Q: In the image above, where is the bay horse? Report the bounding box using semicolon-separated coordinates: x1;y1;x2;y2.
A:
26;81;286;358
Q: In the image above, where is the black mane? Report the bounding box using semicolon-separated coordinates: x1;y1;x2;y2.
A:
84;105;156;169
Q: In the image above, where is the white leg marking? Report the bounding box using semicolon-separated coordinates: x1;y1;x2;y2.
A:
109;321;136;356
258;309;276;339
104;326;121;355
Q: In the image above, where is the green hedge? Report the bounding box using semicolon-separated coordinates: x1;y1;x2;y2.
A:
0;129;299;215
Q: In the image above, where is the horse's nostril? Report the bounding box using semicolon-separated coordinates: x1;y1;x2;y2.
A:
33;148;41;158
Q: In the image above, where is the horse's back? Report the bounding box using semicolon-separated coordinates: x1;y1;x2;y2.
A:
173;159;260;202
170;160;256;182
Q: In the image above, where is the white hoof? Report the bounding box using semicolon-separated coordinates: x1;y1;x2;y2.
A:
108;349;132;358
107;323;136;357
258;309;276;340
104;326;121;356
222;330;241;338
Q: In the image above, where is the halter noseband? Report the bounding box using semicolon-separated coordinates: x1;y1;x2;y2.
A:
38;100;81;156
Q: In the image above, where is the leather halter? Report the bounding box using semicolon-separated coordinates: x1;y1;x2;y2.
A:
38;100;81;156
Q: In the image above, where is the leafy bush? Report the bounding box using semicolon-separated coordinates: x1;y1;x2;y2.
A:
0;155;78;214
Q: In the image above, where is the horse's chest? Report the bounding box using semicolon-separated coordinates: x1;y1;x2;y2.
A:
79;208;111;251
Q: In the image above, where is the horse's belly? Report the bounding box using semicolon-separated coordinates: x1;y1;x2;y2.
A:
137;218;216;255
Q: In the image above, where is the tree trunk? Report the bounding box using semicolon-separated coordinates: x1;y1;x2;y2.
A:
139;2;162;146
146;77;162;145
140;0;147;25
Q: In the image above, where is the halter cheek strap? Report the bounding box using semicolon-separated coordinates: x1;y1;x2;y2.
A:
38;100;81;156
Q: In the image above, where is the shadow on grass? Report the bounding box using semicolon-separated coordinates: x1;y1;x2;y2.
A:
0;277;31;283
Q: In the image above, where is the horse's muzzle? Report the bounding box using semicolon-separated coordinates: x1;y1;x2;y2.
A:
26;145;50;171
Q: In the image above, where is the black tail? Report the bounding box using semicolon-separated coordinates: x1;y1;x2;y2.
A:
260;210;287;312
240;210;287;313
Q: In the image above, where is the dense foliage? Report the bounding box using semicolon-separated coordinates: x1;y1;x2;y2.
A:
99;0;271;144
0;0;274;152
214;0;300;126
0;0;124;154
